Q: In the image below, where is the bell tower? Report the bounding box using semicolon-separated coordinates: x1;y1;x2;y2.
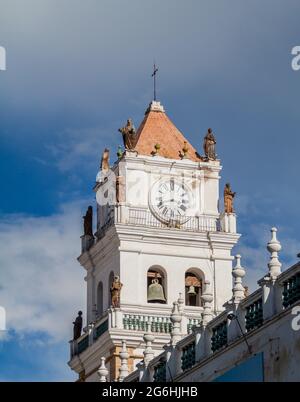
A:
68;100;240;382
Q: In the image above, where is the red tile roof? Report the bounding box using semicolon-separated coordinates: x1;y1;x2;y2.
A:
134;102;202;161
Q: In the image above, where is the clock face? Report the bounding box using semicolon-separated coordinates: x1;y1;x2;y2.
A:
149;178;193;224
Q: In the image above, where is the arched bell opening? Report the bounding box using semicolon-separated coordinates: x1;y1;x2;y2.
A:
147;267;167;304
185;271;202;307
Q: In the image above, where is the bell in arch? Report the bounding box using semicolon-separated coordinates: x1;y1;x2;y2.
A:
187;285;197;296
147;278;166;303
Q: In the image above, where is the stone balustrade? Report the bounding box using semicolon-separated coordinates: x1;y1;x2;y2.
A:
124;229;300;382
69;306;202;359
93;205;234;243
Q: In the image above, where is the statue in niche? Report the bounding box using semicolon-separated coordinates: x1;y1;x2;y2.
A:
118;119;137;150
73;311;83;340
83;206;93;237
101;148;110;172
224;183;236;213
203;128;217;160
110;276;123;308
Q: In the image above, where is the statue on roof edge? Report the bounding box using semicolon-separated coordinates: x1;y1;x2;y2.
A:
203;128;217;160
118;119;137;150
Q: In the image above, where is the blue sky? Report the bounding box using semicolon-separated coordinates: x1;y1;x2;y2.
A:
0;0;300;381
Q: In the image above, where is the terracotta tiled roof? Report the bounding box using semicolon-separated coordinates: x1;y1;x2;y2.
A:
134;102;202;161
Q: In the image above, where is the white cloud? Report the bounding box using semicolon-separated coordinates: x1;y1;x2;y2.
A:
236;223;299;293
0;200;88;342
47;126;120;173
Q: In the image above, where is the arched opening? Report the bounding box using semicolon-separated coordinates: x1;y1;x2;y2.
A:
185;270;203;307
97;281;103;317
108;271;115;307
147;266;167;304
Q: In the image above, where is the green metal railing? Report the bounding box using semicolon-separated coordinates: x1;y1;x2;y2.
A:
153;361;166;382
123;315;172;333
77;334;89;355
181;341;196;371
187;318;202;333
283;273;300;308
211;320;227;352
245;298;263;332
94;319;109;340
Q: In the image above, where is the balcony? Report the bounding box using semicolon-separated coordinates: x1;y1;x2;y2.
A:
69;306;202;360
127;208;220;232
95;205;225;240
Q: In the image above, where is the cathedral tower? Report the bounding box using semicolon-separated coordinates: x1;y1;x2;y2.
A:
68;100;240;381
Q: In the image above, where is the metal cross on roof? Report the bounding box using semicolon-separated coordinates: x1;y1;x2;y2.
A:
151;63;159;101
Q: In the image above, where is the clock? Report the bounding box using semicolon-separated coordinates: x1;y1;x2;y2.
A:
149;177;193;224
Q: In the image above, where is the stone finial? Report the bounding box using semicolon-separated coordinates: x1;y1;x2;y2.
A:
118;340;129;382
180;141;189;159
170;301;182;345
101;148;110;172
267;227;282;281
200;280;214;326
97;357;108;382
151;143;161;156
177;293;184;314
232;254;246;304
143;323;155;366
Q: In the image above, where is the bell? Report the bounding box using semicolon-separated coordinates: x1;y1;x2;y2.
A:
147;279;166;303
187;285;197;296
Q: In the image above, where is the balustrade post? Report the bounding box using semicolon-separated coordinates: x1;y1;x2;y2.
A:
143;323;155;366
177;293;186;334
69;340;75;358
259;228;282;320
97;357;108;382
163;344;175;381
137;361;146;382
118;340;129;382
227;255;246;342
108;308;114;328
201;280;214;326
204;326;213;357
193;325;204;362
170;301;182;345
88;323;95;346
115;308;123;329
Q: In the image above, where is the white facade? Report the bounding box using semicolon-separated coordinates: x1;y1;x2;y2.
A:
68;102;240;381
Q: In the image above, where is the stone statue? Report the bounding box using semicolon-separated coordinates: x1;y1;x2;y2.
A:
101;148;110;172
244;286;249;297
203;128;217;160
224;183;236;213
116;176;123;203
110;275;123;308
83;206;93;237
118;119;136;150
73;311;83;340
